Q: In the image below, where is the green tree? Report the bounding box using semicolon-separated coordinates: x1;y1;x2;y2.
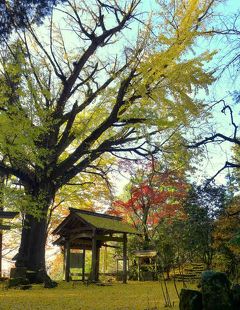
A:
213;195;240;279
0;0;216;283
155;217;186;279
183;183;227;267
152;183;227;278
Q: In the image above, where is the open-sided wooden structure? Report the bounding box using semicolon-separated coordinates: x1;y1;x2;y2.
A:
52;208;140;283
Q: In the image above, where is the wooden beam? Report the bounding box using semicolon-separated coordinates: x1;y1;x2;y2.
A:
96;235;124;242
71;239;92;246
55;233;123;245
65;239;70;282
123;233;127;284
70;245;92;250
53;236;94;246
102;243;121;249
63;227;92;234
70;232;92;241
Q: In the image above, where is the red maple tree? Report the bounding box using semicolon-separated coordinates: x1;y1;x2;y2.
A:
109;161;188;242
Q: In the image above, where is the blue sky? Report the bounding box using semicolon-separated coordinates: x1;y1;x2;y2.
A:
197;0;240;184
112;0;240;188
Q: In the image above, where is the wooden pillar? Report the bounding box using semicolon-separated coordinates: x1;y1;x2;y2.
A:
103;246;107;274
103;246;106;274
63;247;65;279
138;257;140;281
123;233;127;284
82;249;85;282
65;239;70;282
96;244;100;281
91;229;97;282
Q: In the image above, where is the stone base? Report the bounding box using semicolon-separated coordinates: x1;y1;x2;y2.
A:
179;289;202;310
9;267;57;288
8;277;31;289
10;267;27;279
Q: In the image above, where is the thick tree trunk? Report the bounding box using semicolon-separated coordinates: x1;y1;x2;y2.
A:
15;183;57;287
16;214;48;271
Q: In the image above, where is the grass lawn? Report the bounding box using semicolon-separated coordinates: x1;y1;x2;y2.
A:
0;280;195;310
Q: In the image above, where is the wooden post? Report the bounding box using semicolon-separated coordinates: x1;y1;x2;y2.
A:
63;247;65;279
65;239;70;282
96;244;100;282
91;229;97;282
123;233;127;284
82;249;85;282
138;257;140;281
105;246;108;274
103;246;107;274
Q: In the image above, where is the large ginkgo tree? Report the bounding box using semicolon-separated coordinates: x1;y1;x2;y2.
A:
0;0;216;283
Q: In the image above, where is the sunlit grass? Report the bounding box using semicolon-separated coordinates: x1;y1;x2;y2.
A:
0;280;195;310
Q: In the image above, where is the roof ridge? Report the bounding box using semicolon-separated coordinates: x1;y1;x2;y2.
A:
69;208;122;221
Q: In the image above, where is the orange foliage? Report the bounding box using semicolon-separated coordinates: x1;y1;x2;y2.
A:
109;161;188;238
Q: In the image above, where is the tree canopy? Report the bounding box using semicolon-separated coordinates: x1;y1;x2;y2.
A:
0;0;66;41
0;0;215;198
